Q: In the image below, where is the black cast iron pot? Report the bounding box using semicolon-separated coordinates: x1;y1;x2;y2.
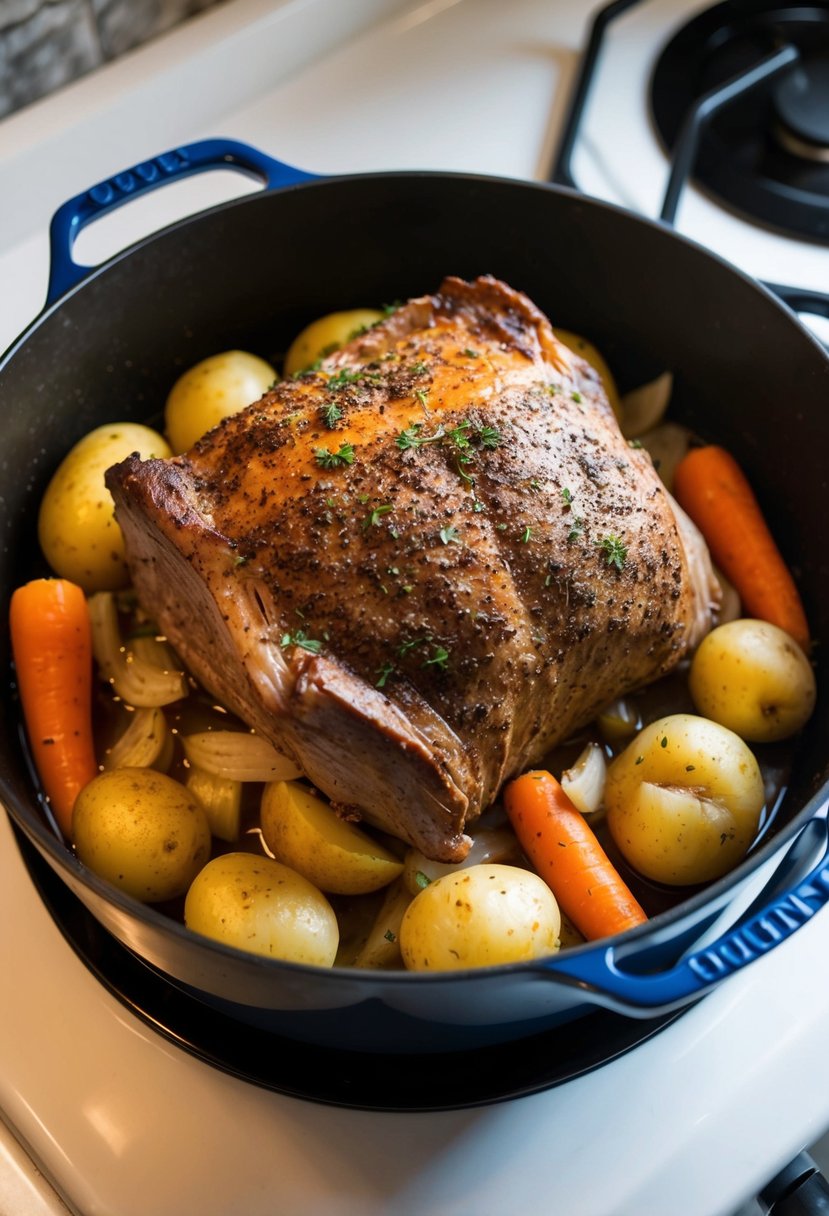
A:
1;139;828;1057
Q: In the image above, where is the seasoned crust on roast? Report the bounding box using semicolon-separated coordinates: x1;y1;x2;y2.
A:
107;275;718;861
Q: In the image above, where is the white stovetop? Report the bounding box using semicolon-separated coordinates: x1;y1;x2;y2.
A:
1;2;828;1214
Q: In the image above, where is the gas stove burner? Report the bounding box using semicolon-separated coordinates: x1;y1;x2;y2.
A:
773;51;829;161
650;2;829;242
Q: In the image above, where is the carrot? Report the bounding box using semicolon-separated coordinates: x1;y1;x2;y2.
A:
9;578;97;838
673;444;810;652
504;770;647;941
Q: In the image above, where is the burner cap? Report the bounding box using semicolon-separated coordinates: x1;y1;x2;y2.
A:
773;53;829;159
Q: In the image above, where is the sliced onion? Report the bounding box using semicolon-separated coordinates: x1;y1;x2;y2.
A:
102;706;172;771
638;421;692;492
186;765;243;842
353;878;412;969
181;730;301;783
560;742;607;816
89;592;188;707
621;371;674;438
713;565;741;626
401;827;520;896
597;699;641;745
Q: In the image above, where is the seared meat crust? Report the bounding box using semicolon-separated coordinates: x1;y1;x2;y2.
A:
108;276;716;860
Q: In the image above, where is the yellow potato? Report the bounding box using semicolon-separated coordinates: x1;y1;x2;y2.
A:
38;422;171;592
164;350;276;453
605;713;765;886
283;309;385;376
260;780;403;895
689;619;816;743
73;768;211;903
399;864;561;971
184;852;338;966
554;328;622;421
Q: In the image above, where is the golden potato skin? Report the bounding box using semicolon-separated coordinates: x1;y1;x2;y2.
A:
605;713;764;886
184;852;338;965
164;350;276;453
38;423;171;592
73;768;211;903
689;619;816;743
283;309;385;377
399;864;561;971
260;780;403;895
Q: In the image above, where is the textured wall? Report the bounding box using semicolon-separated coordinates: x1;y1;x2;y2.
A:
0;0;228;120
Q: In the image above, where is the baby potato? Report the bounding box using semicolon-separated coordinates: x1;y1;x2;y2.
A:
283;309;385;376
38;422;171;593
399;863;561;972
260;780;403;895
605;713;764;886
184;852;338;966
164;350;276;453
553;328;622;421
73;768;211;903
689;619;816;743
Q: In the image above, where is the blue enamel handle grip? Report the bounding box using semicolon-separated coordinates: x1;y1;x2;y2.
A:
46;138;319;305
548;805;829;1015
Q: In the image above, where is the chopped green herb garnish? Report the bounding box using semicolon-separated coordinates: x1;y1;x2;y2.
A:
635;755;644;765
384;929;397;943
314;442;355;469
363;504;393;530
381;300;401;317
327;368;362;391
463;348;480;358
520;526;532;544
414;871;432;890
375;661;395;689
439;525;461;545
414;388;430;410
447;422;472;451
628;439;643;450
320;401;343;429
280;630;323;654
477;425;502;450
423;646;450;671
411;361;430;375
234;555;248;567
661;736;669;749
597;534;628;571
571;390;583;403
567;516;584;543
561;487;573;505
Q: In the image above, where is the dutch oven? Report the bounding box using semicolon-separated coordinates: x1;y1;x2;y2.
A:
1;139;827;1058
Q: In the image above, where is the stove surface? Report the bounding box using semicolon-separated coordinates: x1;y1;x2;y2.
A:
1;2;828;1213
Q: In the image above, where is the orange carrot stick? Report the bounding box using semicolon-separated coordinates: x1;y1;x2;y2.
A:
10;578;97;837
504;770;647;942
673;444;810;652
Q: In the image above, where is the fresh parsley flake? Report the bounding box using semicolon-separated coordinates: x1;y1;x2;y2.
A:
327;368;362;391
411;361;430;375
463;348;480;358
364;504;393;530
314;443;355;470
597;534;628;570
280;630;323;654
661;736;669;749
628;439;643;449
571;390;583;403
635;755;644;765
384;929;397;942
320;401;343;429
477;425;502;450
375;661;395;689
414;388;430;410
561;487;573;505
423;645;450;670
567;517;584;543
439;525;461;545
414;871;432;890
520;526;532;543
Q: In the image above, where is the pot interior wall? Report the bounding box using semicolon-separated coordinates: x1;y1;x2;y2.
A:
0;173;827;1033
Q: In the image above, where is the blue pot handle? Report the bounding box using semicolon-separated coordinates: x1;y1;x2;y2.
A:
46;138;319;305
546;802;829;1015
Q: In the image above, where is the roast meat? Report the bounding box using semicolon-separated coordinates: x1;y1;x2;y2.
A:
107;276;717;861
